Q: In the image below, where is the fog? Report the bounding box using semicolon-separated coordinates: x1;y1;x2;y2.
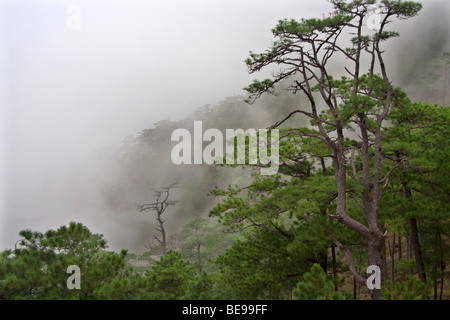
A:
1;0;449;252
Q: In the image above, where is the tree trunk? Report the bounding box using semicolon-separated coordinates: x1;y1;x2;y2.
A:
156;211;167;255
320;157;327;176
440;262;444;300
197;243;202;274
398;234;402;261
391;235;396;285
410;218;427;282
439;230;446;300
382;240;389;284
406;235;413;275
331;245;338;292
433;233;438;300
436;232;445;300
160;225;167;255
358;245;362;299
320;251;328;274
368;239;383;300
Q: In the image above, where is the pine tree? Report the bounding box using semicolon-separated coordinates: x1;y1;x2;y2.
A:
293;264;352;300
241;0;422;300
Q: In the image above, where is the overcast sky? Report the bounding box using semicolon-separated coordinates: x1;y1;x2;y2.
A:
0;0;448;251
0;0;327;249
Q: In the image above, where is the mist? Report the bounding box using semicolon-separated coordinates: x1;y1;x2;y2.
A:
1;0;449;253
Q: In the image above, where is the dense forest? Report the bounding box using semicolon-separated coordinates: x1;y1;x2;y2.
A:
1;0;449;300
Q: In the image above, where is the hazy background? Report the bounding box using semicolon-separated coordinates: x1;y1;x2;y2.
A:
1;0;449;252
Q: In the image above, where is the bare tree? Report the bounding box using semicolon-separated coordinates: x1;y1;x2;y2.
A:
138;184;178;255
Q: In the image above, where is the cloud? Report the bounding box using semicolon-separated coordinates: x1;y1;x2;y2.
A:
1;0;445;252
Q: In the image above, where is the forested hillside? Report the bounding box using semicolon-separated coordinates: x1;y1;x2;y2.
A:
1;0;449;301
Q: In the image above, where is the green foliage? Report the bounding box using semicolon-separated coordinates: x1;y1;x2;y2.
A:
182;272;215;300
381;102;450;284
293;264;352;300
93;271;151;300
244;79;276;102
0;222;128;300
381;1;422;19
96;250;197;300
178;218;237;274
145;250;196;300
42;222;107;255
395;259;416;279
209;154;363;298
382;275;431;300
233;0;428;302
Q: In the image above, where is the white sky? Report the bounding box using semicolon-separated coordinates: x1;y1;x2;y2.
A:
0;0;326;175
0;0;331;250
